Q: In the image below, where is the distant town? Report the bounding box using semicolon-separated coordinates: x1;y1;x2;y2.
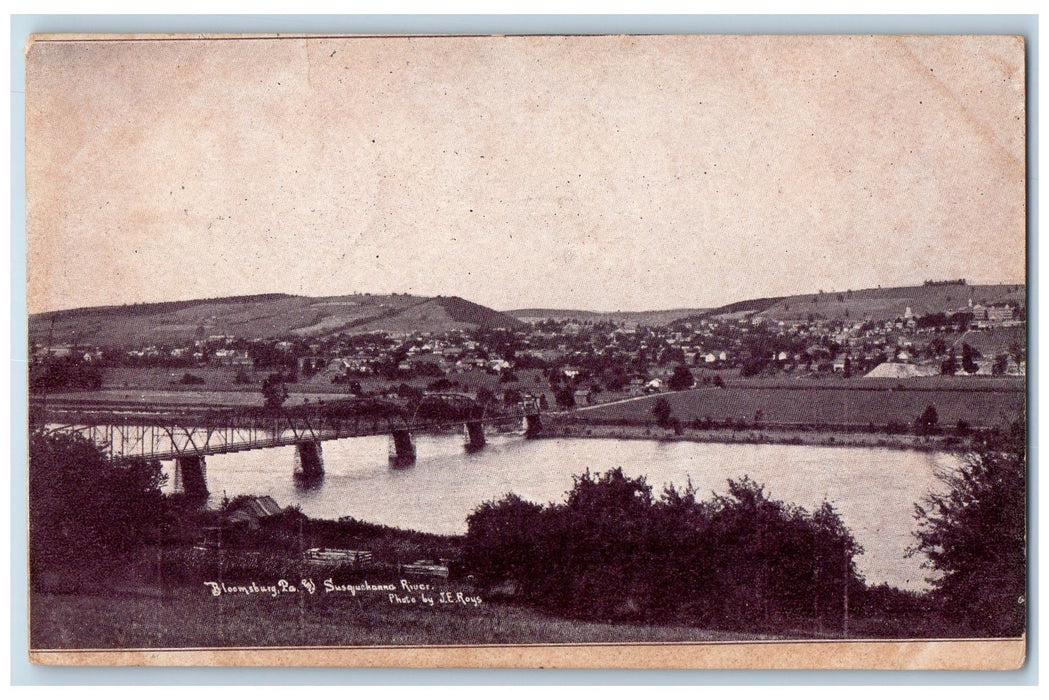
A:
30;281;1026;418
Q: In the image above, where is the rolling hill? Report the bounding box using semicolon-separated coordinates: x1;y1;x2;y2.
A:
29;293;526;347
507;308;709;326
692;282;1025;323
30;282;1025;349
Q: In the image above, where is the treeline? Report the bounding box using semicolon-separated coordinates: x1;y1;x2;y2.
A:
462;469;864;634
923;279;967;287
29;358;103;392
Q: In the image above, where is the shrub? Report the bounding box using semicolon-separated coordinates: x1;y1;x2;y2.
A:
911;420;1026;636
462;468;863;631
30;432;166;579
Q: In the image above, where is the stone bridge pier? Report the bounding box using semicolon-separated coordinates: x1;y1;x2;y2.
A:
295;441;325;479
465;420;486;450
390;429;416;466
525;413;543;439
175;455;208;498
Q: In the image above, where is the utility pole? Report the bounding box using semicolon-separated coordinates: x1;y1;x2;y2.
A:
842;549;850;637
298;515;306;645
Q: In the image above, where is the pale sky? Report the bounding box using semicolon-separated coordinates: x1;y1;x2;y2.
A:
26;34;1026;314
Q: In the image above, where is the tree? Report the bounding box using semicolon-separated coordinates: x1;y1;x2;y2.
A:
1009;341;1025;366
261;372;289;408
911;420;1026;636
667;365;695;391
940;353;957;376
462;494;546;594
503;387;523;408
29;357;104;393
476;386;497;411
926;336;948;359
914;404;939;436
652;397;674;428
461;468;865;630
961;343;980;374
30;431;167;576
554;386;575;410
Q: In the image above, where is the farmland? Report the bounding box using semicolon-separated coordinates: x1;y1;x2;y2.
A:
49;366;1025;440
571;379;1025;431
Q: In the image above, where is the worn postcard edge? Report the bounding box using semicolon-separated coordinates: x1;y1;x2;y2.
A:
22;31;1029;672
28;638;1027;670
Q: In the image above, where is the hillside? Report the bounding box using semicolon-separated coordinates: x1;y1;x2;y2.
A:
693;283;1024;323
757;283;1024;322
29;293;525;347
508;308;709;326
29;282;1026;348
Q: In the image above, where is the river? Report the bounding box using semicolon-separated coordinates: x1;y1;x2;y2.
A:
162;433;958;592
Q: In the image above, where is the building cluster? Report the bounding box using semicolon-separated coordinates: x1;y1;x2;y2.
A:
31;297;1026;398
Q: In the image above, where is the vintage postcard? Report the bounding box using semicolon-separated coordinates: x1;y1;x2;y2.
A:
24;33;1027;669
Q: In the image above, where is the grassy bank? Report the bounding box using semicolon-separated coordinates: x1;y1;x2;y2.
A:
541;420;955;451
31;586;773;650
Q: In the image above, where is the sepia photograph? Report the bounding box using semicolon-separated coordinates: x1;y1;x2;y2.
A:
23;31;1027;669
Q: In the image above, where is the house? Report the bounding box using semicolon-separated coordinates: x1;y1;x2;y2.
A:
627;377;647;396
987;305;1015;323
36;345;74;359
227;496;283;531
199;496;286;550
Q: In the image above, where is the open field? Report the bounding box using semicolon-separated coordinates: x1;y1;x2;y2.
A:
99;365;549;396
573;382;1025;430
49;368;1025;436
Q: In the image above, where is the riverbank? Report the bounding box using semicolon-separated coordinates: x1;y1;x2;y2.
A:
541;419;964;452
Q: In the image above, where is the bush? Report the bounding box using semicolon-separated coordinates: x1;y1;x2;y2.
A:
462;468;863;631
911;420;1026;636
914;405;939;436
652;397;673;428
30;432;167;579
668;365;695;391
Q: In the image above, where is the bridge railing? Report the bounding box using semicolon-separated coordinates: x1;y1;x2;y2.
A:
36;393;543;462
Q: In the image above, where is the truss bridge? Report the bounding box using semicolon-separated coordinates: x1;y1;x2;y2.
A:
34;392;543;497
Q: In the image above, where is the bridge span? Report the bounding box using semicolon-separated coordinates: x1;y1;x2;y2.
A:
34;393;543;497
